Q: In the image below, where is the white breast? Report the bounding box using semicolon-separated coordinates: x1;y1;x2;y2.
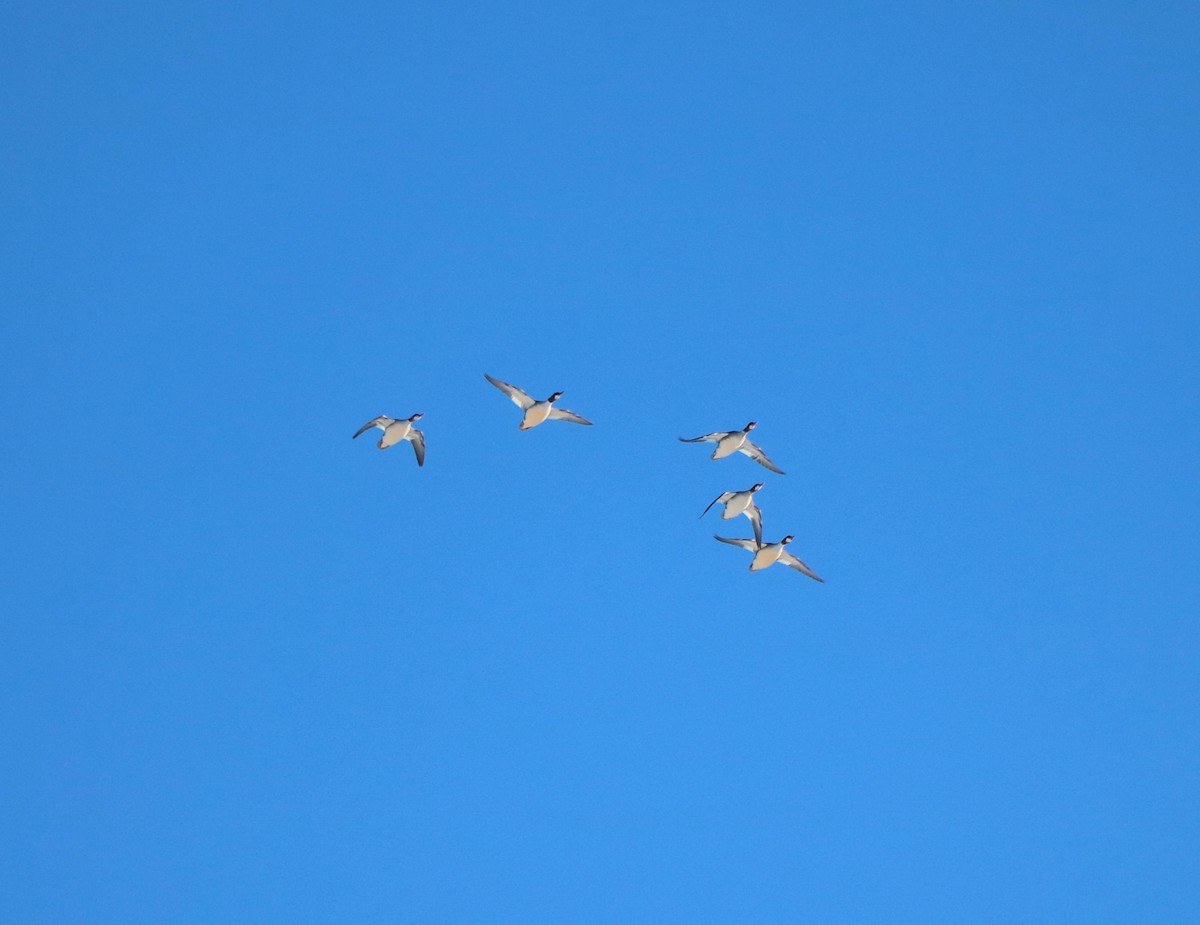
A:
521;402;553;429
712;432;745;459
380;421;411;447
750;544;783;571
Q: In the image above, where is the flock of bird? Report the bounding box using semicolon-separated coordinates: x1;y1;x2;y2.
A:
354;374;824;583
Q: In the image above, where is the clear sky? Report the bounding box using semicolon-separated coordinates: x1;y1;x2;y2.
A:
2;1;1197;922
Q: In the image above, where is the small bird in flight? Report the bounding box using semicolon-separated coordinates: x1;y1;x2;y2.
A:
484;374;594;430
714;534;823;581
352;413;426;466
679;422;784;474
700;483;765;545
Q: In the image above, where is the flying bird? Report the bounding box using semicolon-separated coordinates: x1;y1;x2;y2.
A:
713;534;823;581
700;483;765;545
352;413;426;466
678;422;784;474
484;374;593;430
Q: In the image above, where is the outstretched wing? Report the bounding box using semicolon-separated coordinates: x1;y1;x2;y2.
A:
353;416;385;439
679;432;725;444
745;503;763;546
409;428;425;467
714;535;758;551
779;550;823;582
700;492;732;519
740;439;785;475
484;374;535;410
548;406;593;425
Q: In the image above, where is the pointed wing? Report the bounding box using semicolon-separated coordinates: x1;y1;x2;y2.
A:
779;550;824;582
679;432;725;444
700;492;732;519
740;438;785;474
548;406;593;425
353;416;385;439
714;535;758;551
409;428;425;467
484;374;535;410
745;502;763;546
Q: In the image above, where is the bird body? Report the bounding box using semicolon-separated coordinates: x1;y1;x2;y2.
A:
522;401;555;429
712;430;749;459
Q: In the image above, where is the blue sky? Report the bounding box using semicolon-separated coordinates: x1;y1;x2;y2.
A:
2;1;1197;921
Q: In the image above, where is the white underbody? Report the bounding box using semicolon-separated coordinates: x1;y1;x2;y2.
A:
750;543;784;571
379;420;413;448
712;432;747;459
520;402;554;429
724;492;753;518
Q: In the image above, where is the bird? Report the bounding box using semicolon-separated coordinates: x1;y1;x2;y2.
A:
700;483;765;545
713;534;823;581
678;422;784;474
352;413;426;466
484;374;593;430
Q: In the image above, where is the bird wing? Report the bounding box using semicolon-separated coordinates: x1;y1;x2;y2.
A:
745;502;763;546
409;428;425;467
353;416;386;439
548;406;593;425
714;535;758;551
740;439;785;474
700;492;732;518
778;550;824;582
679;431;725;444
484;374;535;410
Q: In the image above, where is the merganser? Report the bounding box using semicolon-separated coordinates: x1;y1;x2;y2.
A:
679;422;784;474
700;483;765;545
713;534;823;581
484;374;593;429
353;413;426;466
